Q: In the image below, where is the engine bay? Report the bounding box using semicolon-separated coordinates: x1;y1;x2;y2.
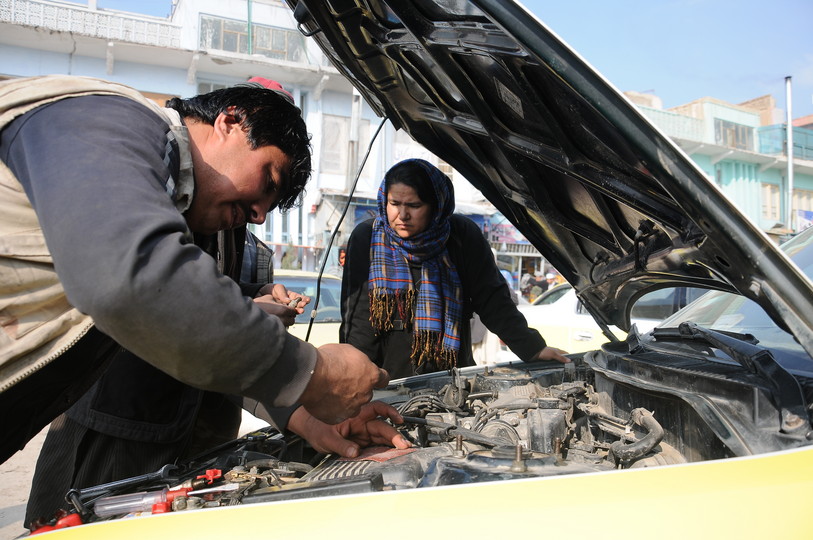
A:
43;343;811;532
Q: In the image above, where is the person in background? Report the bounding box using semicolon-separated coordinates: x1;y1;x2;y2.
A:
545;272;559;290
341;158;569;379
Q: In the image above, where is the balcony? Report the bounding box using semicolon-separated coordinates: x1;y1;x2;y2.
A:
0;0;180;48
759;125;813;162
638;106;705;143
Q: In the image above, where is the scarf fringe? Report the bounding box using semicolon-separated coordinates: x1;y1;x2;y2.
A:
370;288;456;369
369;287;416;331
411;330;458;370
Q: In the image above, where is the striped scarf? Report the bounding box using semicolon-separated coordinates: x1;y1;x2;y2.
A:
368;159;463;370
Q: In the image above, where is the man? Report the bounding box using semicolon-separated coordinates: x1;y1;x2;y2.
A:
24;227;404;528
0;75;394;465
545;272;558;290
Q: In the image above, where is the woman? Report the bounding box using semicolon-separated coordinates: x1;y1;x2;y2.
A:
341;159;568;379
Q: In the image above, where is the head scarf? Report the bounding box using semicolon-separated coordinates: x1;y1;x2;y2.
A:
368;159;463;370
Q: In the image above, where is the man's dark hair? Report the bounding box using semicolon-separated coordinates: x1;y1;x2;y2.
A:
167;87;311;211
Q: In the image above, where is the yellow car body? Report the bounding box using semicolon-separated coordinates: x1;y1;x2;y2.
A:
47;445;813;539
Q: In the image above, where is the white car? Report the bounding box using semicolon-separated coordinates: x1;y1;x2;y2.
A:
500;284;706;357
273;269;343;345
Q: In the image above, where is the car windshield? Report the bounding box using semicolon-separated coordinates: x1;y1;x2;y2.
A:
660;227;813;372
280;276;343;323
533;284;571;305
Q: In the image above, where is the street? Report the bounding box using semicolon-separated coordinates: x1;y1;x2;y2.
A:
0;427;46;540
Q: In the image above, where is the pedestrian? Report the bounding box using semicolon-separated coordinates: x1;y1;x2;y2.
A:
340;158;569;379
0;75;393;466
545;272;558;289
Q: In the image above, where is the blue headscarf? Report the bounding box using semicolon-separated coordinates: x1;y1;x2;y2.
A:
368;159;463;369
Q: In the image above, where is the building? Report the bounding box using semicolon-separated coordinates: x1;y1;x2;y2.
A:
0;0;506;274
2;0;811;280
628;91;813;240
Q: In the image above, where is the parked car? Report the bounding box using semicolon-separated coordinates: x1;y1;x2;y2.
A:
511;283;707;354
272;269;342;345
39;1;813;537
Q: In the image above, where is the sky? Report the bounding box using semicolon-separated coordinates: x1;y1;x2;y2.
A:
91;0;813;119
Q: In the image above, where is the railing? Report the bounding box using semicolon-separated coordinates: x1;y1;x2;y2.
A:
637;106;706;143
0;0;181;48
759;125;813;161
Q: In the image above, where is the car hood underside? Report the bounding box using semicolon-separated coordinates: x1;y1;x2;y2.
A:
286;0;813;356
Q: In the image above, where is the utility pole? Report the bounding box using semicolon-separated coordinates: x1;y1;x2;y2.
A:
785;76;794;231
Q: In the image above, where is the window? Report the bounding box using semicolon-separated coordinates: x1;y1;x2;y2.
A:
262;219;274;243
297;206;303;245
794;188;813;214
196;81;229;94
281;210;290;244
320;114;371;176
199;15;305;62
762;183;780;221
714;118;754;151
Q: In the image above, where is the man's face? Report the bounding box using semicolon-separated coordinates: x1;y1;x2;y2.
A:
186;111;292;235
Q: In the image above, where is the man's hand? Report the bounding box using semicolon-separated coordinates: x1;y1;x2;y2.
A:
288;402;411;458
532;346;570;364
256;283;310;311
298;344;390;424
253;296;298;326
253;283;311;326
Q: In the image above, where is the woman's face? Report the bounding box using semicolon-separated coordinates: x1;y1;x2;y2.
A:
386;182;433;239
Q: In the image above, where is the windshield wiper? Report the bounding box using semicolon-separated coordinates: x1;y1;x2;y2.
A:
652;322;809;434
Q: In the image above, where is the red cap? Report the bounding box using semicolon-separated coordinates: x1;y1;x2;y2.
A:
242;77;295;104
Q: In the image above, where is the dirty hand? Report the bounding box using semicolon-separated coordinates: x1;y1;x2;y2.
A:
252;297;299;326
532;346;571;364
256;283;311;311
288;402;411;458
298;344;390;424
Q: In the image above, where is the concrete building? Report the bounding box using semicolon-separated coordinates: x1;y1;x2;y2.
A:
629;91;813;240
2;0;811;281
0;0;502;275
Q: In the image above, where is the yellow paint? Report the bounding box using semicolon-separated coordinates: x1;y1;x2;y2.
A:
44;445;813;539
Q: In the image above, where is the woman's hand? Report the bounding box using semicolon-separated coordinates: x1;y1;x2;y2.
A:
287;402;411;458
532;346;570;364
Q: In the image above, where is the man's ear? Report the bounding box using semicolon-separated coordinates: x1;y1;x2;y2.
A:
212;106;241;141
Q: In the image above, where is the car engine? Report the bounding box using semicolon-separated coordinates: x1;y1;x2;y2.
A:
66;354;709;522
54;340;810;530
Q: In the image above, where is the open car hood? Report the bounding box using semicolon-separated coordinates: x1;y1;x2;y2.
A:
287;0;813;355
